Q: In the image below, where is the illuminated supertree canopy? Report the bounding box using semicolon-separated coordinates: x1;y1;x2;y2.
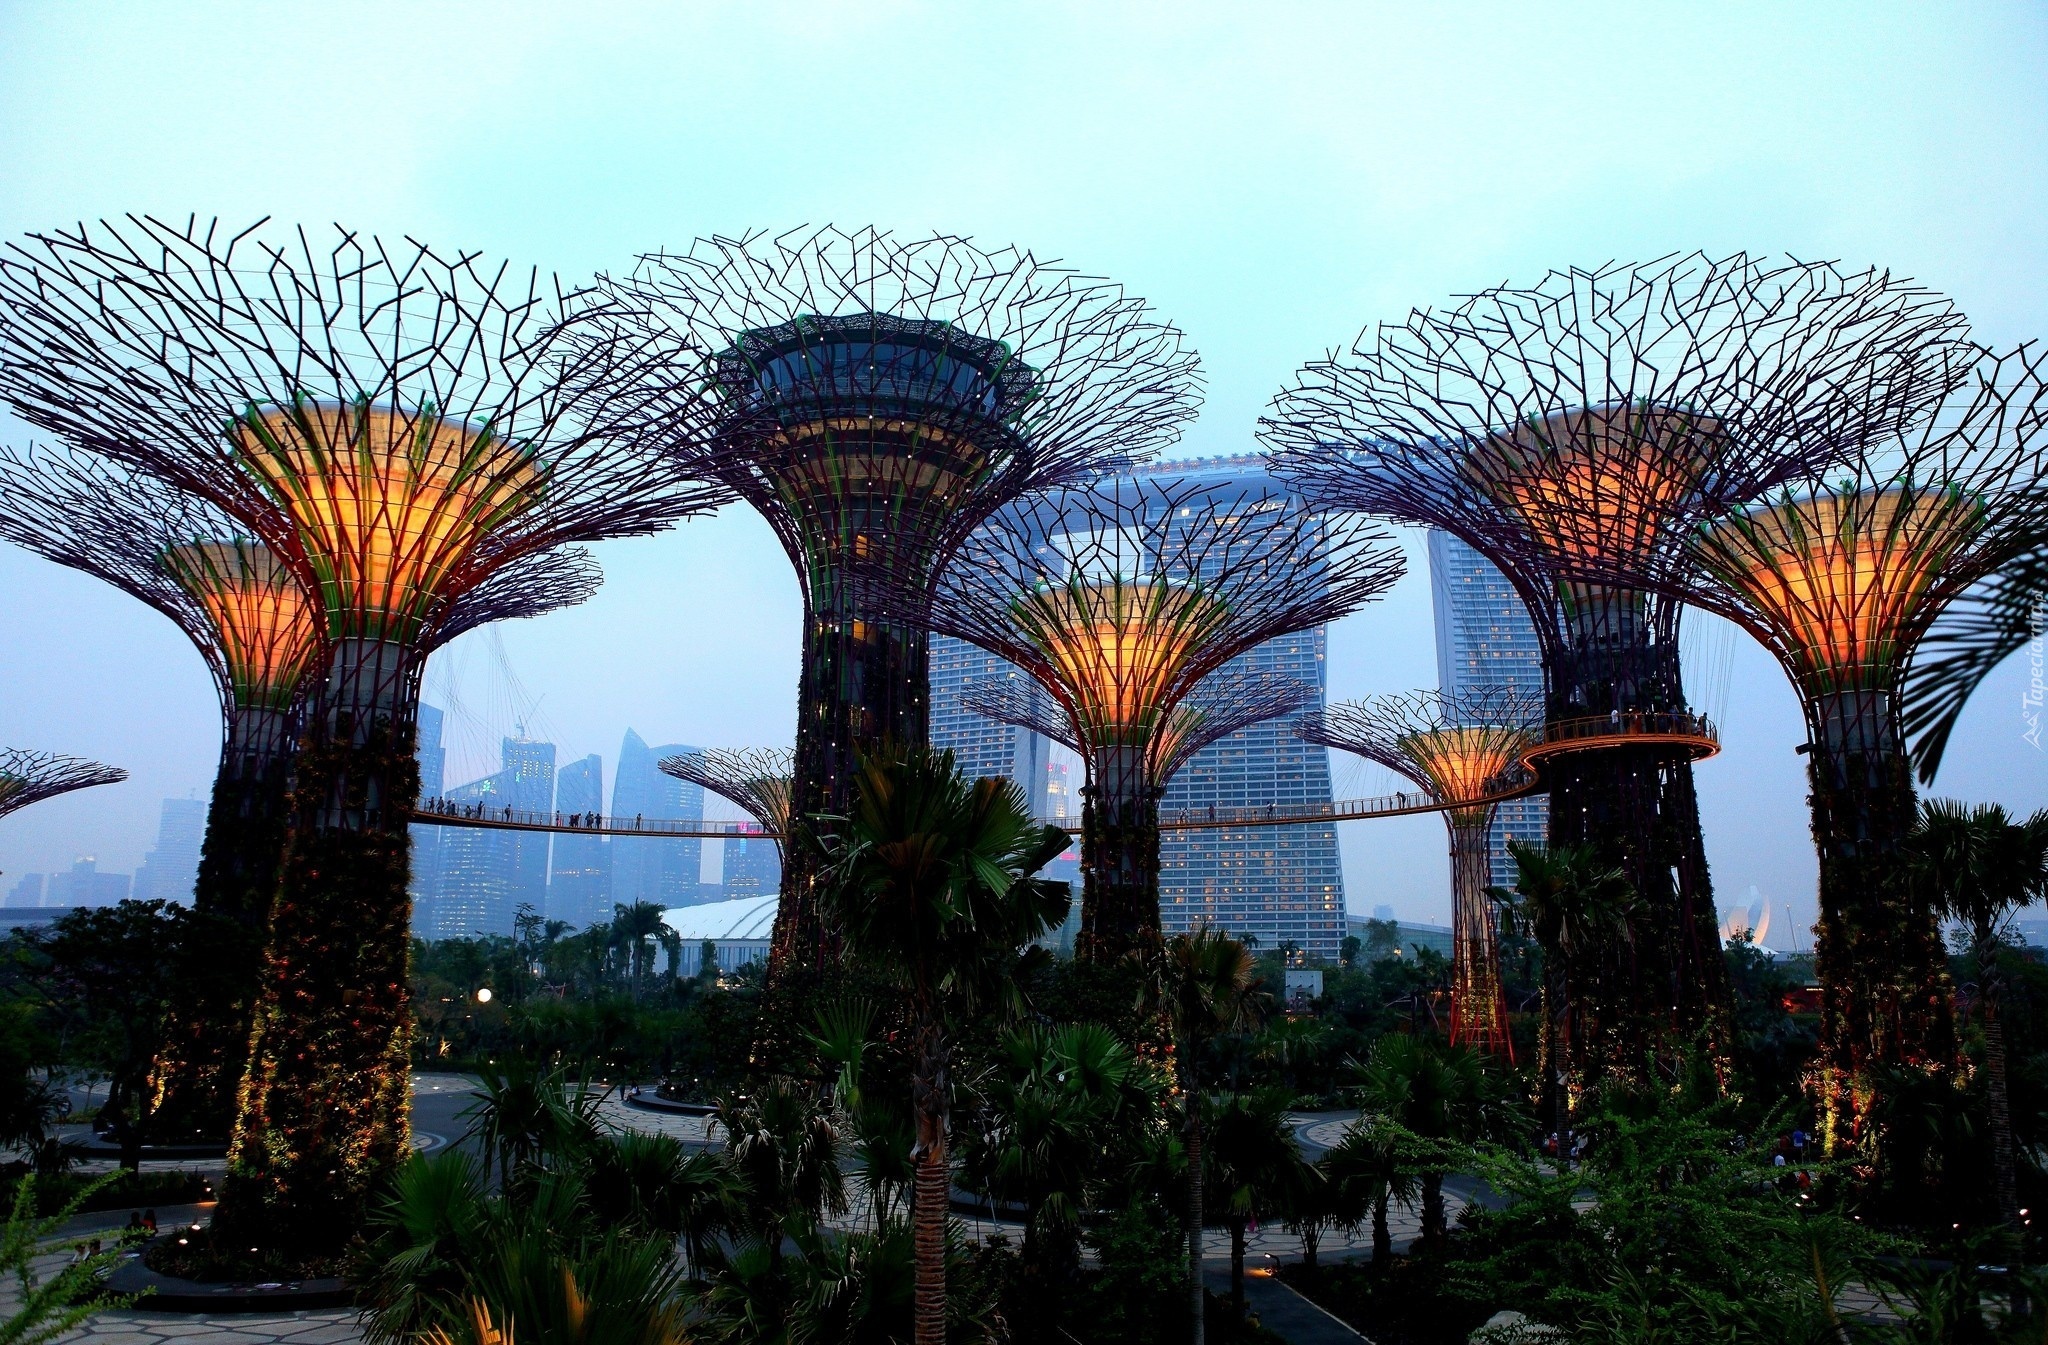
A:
0;748;125;821
1261;252;1970;1081
1299;689;1540;1057
659;747;795;852
1661;343;2048;1150
0;215;724;1252
0;440;599;1137
963;667;1317;797
573;226;1202;978
903;477;1403;962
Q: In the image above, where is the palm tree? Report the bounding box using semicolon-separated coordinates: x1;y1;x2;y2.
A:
1350;1033;1505;1249
1907;799;2048;1228
715;1078;848;1273
1205;1085;1308;1318
611;901;671;1002
1905;554;2048;783
1159;927;1269;1345
963;1021;1139;1280
582;1130;743;1271
1321;1114;1417;1267
817;743;1070;1345
458;1062;605;1190
1492;840;1636;1135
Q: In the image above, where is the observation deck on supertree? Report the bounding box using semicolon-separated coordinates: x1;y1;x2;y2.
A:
0;215;724;1253
0;748;125;822
1261;252;1970;1080
1299;689;1541;1058
573;227;1202;978
659;747;795;855
0;441;600;1134
1655;342;2048;1153
899;476;1403;963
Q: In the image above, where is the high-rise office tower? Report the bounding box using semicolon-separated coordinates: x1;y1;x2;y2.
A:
1428;529;1549;889
930;636;1051;815
410;703;448;935
431;733;557;939
434;767;513;939
6;874;43;907
1158;625;1345;961
550;753;609;928
499;732;556;917
721;825;781;900
612;730;705;910
1142;454;1345;962
44;857;130;908
1045;760;1072;823
132;797;206;905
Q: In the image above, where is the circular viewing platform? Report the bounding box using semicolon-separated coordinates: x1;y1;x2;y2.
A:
1520;711;1721;765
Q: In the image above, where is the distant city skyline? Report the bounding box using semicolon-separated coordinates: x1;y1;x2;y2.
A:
3;793;202;908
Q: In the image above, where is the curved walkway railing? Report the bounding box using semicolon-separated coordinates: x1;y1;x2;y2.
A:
1520;711;1720;765
408;798;773;839
407;714;1706;842
409;765;1546;839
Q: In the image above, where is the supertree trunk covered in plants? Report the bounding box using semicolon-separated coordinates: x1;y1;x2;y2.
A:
1263;252;1969;1091
1300;688;1540;1056
568;228;1202;981
898;476;1403;963
0;216;722;1252
1677;358;2048;1149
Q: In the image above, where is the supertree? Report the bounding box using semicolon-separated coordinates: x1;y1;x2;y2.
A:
659;746;795;849
573;227;1202;977
0;749;125;822
1298;689;1541;1056
0;215;725;1250
0;442;599;1134
1262;253;1969;1082
1653;343;2048;1152
900;477;1404;962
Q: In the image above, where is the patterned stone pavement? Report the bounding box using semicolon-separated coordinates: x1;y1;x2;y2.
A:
34;1078;1432;1345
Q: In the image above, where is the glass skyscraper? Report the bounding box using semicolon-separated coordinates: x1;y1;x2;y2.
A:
410;703;447;936
132;797;205;904
929;636;1050;816
431;732;557;938
549;753;610;929
721;825;781;900
1427;529;1549;889
612;729;706;910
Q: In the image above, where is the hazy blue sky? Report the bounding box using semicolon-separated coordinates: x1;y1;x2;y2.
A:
2;2;2044;936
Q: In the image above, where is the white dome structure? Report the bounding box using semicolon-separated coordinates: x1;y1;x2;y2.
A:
663;894;777;976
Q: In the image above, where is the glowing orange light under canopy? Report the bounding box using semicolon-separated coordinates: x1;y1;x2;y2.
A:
1013;579;1226;745
230;399;546;645
162;540;323;712
1467;403;1718;566
1398;725;1533;826
1696;484;1985;695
